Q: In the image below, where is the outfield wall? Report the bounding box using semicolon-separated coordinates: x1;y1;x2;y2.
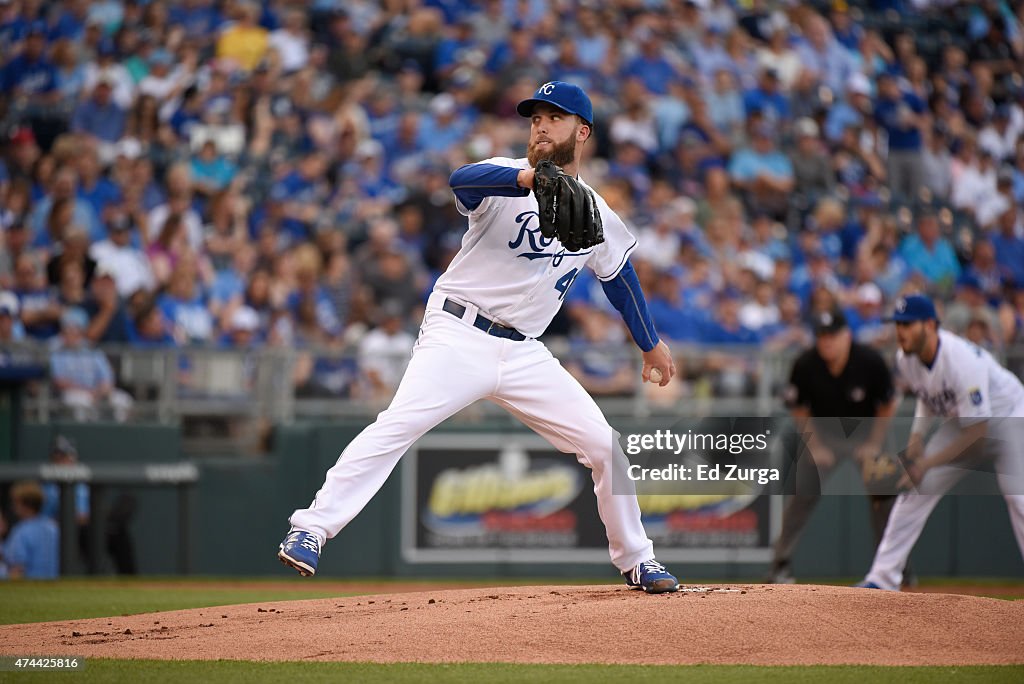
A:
10;421;1023;579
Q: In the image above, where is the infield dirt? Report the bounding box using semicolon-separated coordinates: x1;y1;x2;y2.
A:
1;584;1021;665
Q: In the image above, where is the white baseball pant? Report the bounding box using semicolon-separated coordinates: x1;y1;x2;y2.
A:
289;292;655;572
864;414;1024;589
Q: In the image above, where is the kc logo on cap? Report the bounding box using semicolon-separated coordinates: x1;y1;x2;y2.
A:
885;294;937;323
517;81;594;126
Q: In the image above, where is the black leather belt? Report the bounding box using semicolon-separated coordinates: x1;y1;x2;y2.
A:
441;298;527;341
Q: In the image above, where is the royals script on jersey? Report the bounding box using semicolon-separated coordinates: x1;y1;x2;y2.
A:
436;157;637;338
897;329;1024;419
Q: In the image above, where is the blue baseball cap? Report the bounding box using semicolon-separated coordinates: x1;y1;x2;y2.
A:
149;49;173;66
517;81;594;126
956;273;982;291
61;306;90;330
884;294;937;323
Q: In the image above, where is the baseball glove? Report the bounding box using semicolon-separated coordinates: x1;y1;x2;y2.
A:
532;160;604;252
860;451;906;495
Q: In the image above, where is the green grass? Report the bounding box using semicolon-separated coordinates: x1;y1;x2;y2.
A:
0;579;355;625
7;661;1022;684
0;576;615;625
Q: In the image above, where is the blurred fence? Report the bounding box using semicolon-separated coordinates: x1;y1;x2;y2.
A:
14;341;1024;426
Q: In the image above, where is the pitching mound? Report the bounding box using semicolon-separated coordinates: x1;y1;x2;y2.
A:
1;584;1022;665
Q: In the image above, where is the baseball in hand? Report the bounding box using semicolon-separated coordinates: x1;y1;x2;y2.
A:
649;368;663;384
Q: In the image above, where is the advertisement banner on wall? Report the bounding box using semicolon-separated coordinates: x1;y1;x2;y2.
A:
401;434;777;564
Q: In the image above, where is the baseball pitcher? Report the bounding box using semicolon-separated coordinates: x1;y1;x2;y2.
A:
857;294;1024;590
279;82;680;593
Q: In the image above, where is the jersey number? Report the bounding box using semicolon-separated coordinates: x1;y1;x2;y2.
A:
554;268;580;300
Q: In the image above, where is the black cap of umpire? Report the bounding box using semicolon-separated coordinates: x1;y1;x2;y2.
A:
813;308;848;336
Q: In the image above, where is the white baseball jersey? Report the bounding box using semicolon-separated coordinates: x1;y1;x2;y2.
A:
865;327;1024;590
434;157;637;339
897;329;1024;421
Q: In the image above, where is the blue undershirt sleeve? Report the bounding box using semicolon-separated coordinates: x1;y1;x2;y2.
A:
449;163;529;210
600;261;660;352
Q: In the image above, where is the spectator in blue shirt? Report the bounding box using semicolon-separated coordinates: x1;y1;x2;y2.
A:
381;112;430;178
287;256;343;340
269;152;330;243
728;120;795;219
0;11;32;56
52;37;88;101
47;3;88;42
127;303;178;348
39;435;93;571
621;32;678;96
50;307;133;421
690;26;731;83
991;207;1024;287
158;264;215;345
573;7;610;69
790;247;842;306
12;253;62;340
169;86;205;141
40;437;89;524
71;78;126;143
898;210;961;288
29;166;101;246
484;26;545;85
564;306;635;397
1;24;58;104
704;290;761;344
648;270;702;345
75;145;122;222
344;139;405;204
705;68;744;136
2;481;59;579
189;140;237;198
795;14;855;95
168;0;223;44
830;4;864;53
874;70;926;201
418;93;473;154
825;72;873;143
701;290;761;395
743;68;790;125
433;16;476;81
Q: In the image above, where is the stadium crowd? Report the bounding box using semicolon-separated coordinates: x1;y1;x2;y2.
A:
1;0;1024;409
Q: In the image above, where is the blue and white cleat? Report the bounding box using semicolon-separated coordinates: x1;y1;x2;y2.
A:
623;559;680;594
278;530;321;577
852;580;884;589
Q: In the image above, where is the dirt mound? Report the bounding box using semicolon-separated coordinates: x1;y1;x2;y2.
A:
1;584;1022;665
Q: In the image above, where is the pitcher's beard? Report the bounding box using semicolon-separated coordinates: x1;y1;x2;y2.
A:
527;135;577;168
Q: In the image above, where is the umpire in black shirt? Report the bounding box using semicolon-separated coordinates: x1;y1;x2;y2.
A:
768;308;902;583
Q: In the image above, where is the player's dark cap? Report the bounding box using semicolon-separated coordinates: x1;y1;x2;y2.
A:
884;294;937;323
877;65;901;80
956;273;982;291
517;81;593;126
813;308;848;335
51;434;78;458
